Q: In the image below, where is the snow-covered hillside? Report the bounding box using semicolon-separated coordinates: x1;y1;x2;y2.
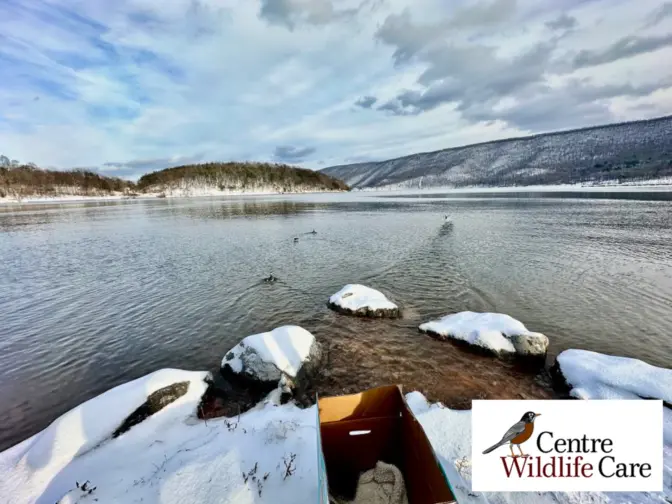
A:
322;116;672;189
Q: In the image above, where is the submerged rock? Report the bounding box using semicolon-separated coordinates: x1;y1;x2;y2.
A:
328;284;400;318
419;311;548;361
220;325;323;397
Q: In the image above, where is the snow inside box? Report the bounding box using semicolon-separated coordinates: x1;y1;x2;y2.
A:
316;385;456;504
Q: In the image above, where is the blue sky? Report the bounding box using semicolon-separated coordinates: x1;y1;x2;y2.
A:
1;0;671;179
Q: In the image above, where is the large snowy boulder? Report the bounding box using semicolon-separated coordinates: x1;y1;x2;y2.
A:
0;369;211;502
418;311;548;360
0;372;321;504
328;284;400;318
221;325;323;395
552;349;672;442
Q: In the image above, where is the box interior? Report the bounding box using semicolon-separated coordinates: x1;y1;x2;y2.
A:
318;385;456;504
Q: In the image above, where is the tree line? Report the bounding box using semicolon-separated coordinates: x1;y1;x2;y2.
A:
0;157;349;199
0;159;134;198
136;162;349;191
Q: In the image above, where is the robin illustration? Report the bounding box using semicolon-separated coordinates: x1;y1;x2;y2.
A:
482;411;541;457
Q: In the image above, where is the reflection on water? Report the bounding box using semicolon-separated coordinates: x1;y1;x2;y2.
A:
0;191;671;450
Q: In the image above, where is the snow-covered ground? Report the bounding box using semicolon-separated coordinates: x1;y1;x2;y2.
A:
0;193;134;205
419;311;548;358
0;364;668;504
328;284;399;317
0;369;320;504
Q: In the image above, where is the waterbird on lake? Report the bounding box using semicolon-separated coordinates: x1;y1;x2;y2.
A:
482;411;541;458
310;229;317;234
293;237;299;243
263;274;278;283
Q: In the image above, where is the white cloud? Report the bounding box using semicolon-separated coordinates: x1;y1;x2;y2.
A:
0;0;670;178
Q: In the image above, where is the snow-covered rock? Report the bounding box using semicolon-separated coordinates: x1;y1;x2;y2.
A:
552;349;672;444
418;311;548;359
407;392;671;504
328;284;400;318
0;370;320;504
0;369;211;502
221;325;323;390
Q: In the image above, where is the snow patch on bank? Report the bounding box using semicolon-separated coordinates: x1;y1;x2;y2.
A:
0;371;318;504
0;369;211;503
0;193;131;205
0;187;346;205
557;349;672;404
556;349;672;444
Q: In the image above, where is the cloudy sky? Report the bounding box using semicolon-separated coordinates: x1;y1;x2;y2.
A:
1;0;672;179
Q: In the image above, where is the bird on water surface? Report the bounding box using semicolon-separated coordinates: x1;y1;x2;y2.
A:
482;412;541;458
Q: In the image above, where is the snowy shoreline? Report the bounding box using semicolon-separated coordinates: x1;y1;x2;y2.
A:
1;354;668;504
355;180;672;193
0;187;346;205
1;321;669;504
2;180;671;206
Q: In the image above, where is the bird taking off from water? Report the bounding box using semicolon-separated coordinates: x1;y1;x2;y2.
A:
482;412;541;458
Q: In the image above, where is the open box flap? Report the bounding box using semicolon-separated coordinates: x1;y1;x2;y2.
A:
318;384;403;423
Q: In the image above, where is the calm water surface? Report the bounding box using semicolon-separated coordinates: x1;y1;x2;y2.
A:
1;191;671;450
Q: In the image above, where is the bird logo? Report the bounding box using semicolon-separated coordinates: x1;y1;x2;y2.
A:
482;411;541;458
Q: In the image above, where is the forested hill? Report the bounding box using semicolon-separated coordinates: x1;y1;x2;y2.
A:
0;163;134;200
322;115;672;189
0;160;349;201
136;162;349;194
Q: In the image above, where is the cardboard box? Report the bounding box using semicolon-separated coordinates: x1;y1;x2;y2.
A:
317;385;456;503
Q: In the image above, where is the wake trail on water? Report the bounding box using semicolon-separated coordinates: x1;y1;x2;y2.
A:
246;220;495;313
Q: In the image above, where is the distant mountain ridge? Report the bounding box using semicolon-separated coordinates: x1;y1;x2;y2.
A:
321;116;672;189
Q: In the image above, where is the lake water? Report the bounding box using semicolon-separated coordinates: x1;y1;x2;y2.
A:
1;191;671;451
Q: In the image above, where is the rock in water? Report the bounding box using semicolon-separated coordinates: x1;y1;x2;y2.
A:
328;284;400;318
220;325;322;395
551;349;672;404
418;311;548;361
551;349;672;447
